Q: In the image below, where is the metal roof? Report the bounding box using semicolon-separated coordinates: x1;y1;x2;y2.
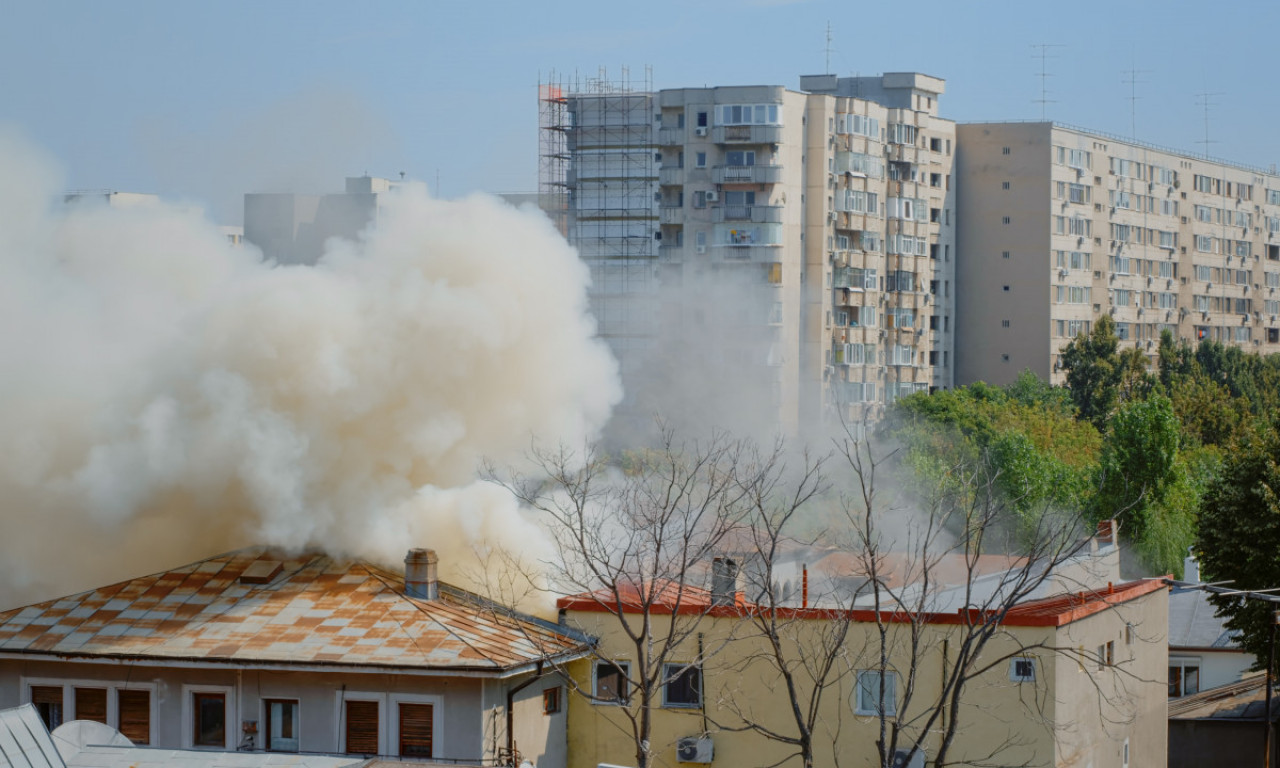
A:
1169;589;1241;650
61;745;366;768
0;548;586;673
0;704;65;768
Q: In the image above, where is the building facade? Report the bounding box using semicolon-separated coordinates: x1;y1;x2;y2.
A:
544;73;956;435
244;175;401;265
956;122;1280;386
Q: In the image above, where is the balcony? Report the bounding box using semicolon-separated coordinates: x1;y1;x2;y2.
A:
713;165;784;185
712;205;784;224
657;127;684;146
712;125;784;144
659;206;684;225
659;167;683;186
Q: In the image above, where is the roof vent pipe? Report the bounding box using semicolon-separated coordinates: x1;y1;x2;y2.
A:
405;549;439;600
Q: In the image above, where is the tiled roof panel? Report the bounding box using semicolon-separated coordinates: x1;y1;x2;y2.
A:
0;549;585;672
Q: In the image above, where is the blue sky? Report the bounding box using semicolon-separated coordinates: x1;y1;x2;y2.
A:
3;0;1277;223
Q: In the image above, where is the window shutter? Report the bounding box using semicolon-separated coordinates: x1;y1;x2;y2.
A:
345;700;379;755
75;688;108;724
398;703;433;758
31;686;63;730
117;689;150;744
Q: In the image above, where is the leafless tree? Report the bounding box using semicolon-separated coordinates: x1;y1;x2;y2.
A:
487;427;767;768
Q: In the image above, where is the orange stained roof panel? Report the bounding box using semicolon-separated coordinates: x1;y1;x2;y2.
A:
0;548;587;672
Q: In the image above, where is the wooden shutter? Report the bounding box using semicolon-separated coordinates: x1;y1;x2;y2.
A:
30;686;63;731
117;689;150;744
398;703;433;758
74;688;108;724
344;700;379;755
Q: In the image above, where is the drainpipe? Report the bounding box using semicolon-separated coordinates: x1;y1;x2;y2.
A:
507;661;543;764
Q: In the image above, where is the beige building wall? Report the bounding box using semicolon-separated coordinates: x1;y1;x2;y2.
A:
560;583;1166;768
957;122;1280;387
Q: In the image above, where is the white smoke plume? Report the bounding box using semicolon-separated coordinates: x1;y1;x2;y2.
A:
0;130;621;609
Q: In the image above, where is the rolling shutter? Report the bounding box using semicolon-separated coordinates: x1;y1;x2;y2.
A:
117;689;150;744
344;700;379;755
30;686;63;731
398;703;433;758
75;688;108;724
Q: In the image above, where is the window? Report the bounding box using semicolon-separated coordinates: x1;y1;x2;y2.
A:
1002;146;1010;155
399;703;434;758
31;686;63;731
854;670;897;716
543;687;561;715
1010;657;1036;682
264;699;299;752
1002;181;1010;190
696;111;707;128
75;688;107;724
344;700;380;755
1097;641;1115;670
724;150;756;167
595;661;630;703
193;692;227;748
717;104;781;126
1002;216;1011;225
118;689;151;745
695;152;706;168
1169;659;1200;697
663;663;702;708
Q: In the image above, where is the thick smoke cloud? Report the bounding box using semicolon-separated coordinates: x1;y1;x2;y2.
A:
0;131;620;608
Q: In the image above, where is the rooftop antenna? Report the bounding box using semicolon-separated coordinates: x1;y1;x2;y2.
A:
824;22;833;74
1031;43;1065;121
1122;62;1150;140
1195;91;1224;157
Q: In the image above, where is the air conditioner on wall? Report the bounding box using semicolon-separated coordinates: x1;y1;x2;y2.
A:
694;127;708;137
891;748;926;768
677;738;714;764
705;191;718;202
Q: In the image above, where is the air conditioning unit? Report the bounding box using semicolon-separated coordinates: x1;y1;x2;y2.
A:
677;737;714;764
705;191;718;202
694;126;708;137
696;245;707;254
891;748;926;768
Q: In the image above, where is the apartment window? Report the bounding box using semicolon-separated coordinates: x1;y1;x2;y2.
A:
717;103;781;126
263;699;299;752
1002;354;1010;362
193;692;227;748
932;173;943;187
662;663;702;708
1001;320;1011;328
399;703;434;758
1002;216;1011;225
543;687;561;715
344;700;380;755
1002;251;1010;259
695;151;706;168
696;111;707;128
1097;641;1115;670
854;670;897;716
595;661;630;703
1002;181;1010;190
31;686;63;731
725;150;756;167
1009;657;1036;682
75;688;107;724
1001;146;1010;155
1123;738;1130;768
118;689;151;745
1003;285;1010;292
1169;659;1200;697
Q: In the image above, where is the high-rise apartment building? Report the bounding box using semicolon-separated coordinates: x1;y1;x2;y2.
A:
956;123;1280;386
244;175;402;265
543;73;956;435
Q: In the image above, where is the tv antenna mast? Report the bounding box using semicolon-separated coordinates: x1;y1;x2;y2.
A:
824;22;833;74
1122;63;1150;140
1031;43;1065;120
1195;91;1224;156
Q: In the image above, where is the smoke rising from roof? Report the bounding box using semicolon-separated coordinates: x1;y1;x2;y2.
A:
0;130;620;608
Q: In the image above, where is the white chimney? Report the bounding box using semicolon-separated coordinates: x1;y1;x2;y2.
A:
1184;548;1200;583
404;548;439;600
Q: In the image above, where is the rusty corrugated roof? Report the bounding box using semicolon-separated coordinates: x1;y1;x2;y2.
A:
0;548;586;673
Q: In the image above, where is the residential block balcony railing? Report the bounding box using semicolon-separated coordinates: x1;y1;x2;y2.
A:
713;165;784;184
712;125;784;144
713;205;784;224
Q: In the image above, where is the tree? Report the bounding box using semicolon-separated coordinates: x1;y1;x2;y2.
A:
1093;393;1197;575
1059;315;1154;429
1196;419;1280;669
488;429;760;768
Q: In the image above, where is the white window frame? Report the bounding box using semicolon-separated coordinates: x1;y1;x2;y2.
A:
389;692;445;759
592;660;632;705
21;675;157;746
335;690;387;756
1009;657;1036;682
260;697;302;753
853;670;897;716
182;683;237;751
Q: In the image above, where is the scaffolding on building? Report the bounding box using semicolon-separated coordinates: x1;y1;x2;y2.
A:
538;67;659;364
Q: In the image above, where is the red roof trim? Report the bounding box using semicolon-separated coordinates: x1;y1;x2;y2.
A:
557;578;1168;628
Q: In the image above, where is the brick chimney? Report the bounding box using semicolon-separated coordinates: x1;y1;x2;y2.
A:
404;549;438;600
1095;519;1118;547
711;557;738;607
